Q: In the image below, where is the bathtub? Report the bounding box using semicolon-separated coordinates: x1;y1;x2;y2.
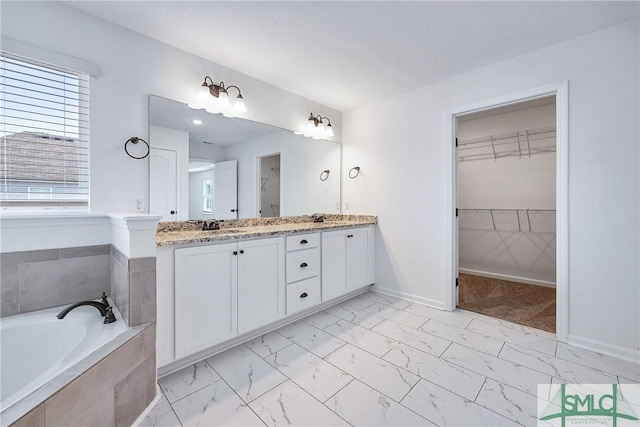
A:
0;301;127;411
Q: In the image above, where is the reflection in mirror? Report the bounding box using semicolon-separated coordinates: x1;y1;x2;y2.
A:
148;95;341;220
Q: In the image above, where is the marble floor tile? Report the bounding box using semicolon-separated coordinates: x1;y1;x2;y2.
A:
358;291;412;309
441;343;551;396
555;342;640;381
401;379;516;426
205;345;287;403
341;295;377;310
137;394;182;427
466;318;557;356
276;320;346;358
383;343;486;401
171;380;265;426
324;303;387;329
460;309;519;329
324;343;419;402
403;303;475;329
158;361;221;403
499;343;619;384
510;323;556;339
244;331;293;358
323;319;399;357
249;380;348;426
420;319;505;356
326;379;433;426
264;344;353;402
372;320;452;357
362;303;428;329
301;311;341;329
475;378;542;427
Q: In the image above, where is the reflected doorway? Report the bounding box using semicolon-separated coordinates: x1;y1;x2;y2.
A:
257;154;281;217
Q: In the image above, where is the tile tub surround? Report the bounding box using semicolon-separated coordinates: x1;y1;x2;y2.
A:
155;214;377;246
0;244;111;317
110;246;156;327
4;323;156;427
141;291;639;427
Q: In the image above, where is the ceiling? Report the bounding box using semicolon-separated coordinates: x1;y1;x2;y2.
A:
458;95;555;122
149;95;283;147
68;1;639;112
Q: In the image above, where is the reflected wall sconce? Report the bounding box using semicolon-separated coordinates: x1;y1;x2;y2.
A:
300;113;334;140
189;76;247;115
348;166;360;179
320;170;330;181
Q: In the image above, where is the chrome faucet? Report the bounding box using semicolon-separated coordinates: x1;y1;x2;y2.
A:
57;292;117;324
202;219;221;230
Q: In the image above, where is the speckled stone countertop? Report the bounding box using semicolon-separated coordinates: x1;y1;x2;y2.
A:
156;214;377;246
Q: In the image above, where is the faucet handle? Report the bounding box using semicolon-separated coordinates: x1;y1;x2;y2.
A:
104;307;117;324
101;292;110;307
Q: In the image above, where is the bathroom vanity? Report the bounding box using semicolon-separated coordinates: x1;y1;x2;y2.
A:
155;215;376;374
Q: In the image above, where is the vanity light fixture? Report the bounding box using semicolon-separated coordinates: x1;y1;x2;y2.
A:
194;76;247;115
302;113;334;140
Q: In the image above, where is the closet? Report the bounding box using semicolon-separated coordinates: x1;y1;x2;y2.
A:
456;97;557;332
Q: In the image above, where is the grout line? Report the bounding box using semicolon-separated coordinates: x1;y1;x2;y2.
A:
438;341;454;358
156;383;185;427
496;340;507;357
473;377;487;402
321;377;354;404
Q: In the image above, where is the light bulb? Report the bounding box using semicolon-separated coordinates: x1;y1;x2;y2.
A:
218;91;230;109
325;124;334;138
233;96;247;113
200;84;211;98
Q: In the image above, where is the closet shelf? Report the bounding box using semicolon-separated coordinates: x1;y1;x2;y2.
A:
457;125;556;161
458;208;555;233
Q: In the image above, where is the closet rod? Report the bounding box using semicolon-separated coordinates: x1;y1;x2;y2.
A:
457;125;556;161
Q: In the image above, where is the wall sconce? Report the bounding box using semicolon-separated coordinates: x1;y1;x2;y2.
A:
191;76;247;115
302;113;334;140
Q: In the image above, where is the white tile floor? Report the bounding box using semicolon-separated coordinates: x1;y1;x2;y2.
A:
139;291;639;427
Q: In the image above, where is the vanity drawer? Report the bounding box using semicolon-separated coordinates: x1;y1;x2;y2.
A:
286;248;320;283
286;277;321;315
286;233;320;251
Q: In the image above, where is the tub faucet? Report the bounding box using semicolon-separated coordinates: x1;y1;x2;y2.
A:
57;292;116;324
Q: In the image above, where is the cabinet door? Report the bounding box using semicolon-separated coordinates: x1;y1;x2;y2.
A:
175;243;237;359
321;230;347;301
237;237;285;334
346;228;370;290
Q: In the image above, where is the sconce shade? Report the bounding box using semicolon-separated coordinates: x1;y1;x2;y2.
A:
302;113;333;140
198;76;247;115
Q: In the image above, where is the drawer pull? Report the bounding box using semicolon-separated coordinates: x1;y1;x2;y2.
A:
300;292;308;298
239;249;245;254
300;262;308;268
233;251;238;255
347;234;354;238
300;239;308;244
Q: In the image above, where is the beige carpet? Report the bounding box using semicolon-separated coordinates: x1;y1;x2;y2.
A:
457;273;556;333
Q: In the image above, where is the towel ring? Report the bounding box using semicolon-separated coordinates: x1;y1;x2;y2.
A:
124;137;150;159
320;170;330;181
348;166;360;179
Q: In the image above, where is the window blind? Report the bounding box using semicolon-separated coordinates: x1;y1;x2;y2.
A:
0;52;90;208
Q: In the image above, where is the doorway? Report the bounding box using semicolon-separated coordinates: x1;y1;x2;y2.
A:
446;82;569;340
257;153;281;217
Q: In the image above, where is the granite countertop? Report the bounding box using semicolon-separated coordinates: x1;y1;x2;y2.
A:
156;214;377;246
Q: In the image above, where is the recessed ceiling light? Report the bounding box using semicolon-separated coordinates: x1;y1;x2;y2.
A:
192;119;203;125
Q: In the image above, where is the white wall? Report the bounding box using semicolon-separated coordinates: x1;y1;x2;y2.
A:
458;103;556;285
188;169;215;220
343;20;639;358
223;131;341;218
0;1;341;214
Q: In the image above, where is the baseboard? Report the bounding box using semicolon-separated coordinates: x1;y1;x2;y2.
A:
371;285;446;310
458;268;556;288
567;334;640;364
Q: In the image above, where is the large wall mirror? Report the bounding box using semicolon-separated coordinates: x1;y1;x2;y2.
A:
148;95;341;221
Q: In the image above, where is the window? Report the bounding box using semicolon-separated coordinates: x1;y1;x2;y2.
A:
202;178;213;214
0;52;90;209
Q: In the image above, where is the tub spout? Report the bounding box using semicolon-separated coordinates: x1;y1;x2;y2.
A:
57;295;117;324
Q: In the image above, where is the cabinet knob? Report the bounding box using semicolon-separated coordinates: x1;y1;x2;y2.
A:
170;210;176;215
231;209;237;212
233;251;238;255
300;262;308;268
239;249;245;254
300;239;308;245
300;292;308;298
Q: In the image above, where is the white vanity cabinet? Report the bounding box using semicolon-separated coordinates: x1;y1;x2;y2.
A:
173;236;284;359
285;233;321;315
322;225;375;301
